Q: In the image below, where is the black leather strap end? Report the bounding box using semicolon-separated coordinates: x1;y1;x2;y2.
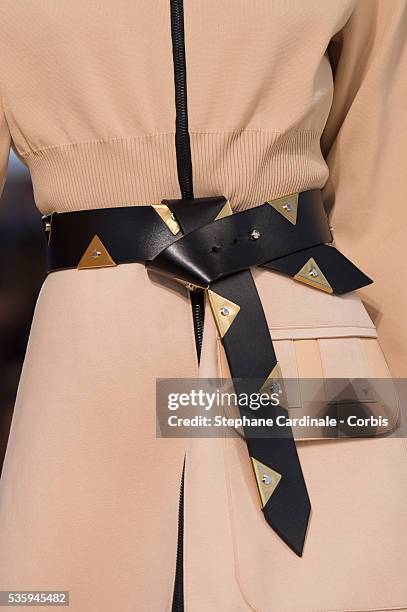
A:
211;270;311;556
264;243;373;294
259;437;311;557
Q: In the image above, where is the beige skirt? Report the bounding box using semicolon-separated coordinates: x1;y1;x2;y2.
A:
0;262;406;611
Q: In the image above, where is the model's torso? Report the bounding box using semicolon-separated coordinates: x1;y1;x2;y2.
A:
0;0;354;213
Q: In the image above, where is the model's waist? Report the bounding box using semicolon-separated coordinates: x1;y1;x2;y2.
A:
43;189;326;277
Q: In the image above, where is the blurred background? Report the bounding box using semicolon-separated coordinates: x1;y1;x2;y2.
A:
0;153;45;472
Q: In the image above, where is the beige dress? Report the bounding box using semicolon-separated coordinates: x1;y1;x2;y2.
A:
0;1;406;610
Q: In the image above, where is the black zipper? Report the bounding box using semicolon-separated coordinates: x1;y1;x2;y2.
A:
169;0;194;201
169;1;199;610
190;289;205;361
169;0;204;364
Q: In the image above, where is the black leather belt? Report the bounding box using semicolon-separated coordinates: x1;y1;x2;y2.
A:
42;188;372;556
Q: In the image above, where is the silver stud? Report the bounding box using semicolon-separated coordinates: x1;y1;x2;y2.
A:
220;306;230;316
92;249;102;259
262;474;273;485
308;267;319;278
250;229;261;240
282;201;292;212
263;381;281;395
270;382;282;394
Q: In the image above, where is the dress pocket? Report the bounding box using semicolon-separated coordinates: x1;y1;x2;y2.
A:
272;336;400;438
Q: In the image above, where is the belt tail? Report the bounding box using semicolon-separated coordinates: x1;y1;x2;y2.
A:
246;436;311;557
209;271;311;556
264;243;373;294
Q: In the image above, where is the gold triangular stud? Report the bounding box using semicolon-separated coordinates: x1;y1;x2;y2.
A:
214;199;233;220
267;192;299;225
77;235;117;270
152;204;181;235
207;289;240;338
293;257;333;293
260;362;287;407
251;457;282;507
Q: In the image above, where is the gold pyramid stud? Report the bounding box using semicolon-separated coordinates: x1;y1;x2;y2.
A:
260;362;288;408
267;192;299;225
251;457;282;507
293;257;333;293
152;204;181;235
207;289;240;338
214;199;233;220
77;235;117;270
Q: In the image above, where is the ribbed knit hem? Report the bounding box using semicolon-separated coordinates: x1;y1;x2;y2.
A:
24;130;328;214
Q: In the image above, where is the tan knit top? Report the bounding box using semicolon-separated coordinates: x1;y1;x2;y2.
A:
0;0;406;373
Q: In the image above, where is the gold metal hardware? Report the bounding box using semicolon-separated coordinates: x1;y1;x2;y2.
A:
293;257;333;293
42;212;55;245
260;362;287;407
207;289;240;338
250;457;282;507
44;221;52;244
152;204;181;235
77;235;117;270
267;192;299;225
214;199;233;220
174;277;207;292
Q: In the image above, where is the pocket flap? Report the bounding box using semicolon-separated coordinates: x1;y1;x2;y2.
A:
273;337;400;439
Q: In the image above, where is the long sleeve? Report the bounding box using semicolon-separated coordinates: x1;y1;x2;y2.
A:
321;0;407;377
0;91;11;197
